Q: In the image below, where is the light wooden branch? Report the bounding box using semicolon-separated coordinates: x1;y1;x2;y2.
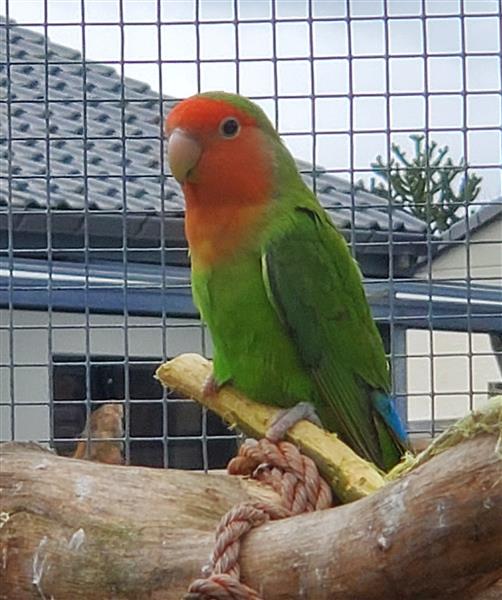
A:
155;353;386;503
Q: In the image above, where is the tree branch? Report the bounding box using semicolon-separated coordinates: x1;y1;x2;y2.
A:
155;353;386;503
1;431;501;599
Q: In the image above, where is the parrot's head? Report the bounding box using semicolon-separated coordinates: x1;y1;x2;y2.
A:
165;92;296;266
165;91;284;197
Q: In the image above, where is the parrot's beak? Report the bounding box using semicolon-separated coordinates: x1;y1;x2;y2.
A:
167;128;202;184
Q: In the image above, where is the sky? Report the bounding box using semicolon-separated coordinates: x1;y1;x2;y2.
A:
1;0;501;200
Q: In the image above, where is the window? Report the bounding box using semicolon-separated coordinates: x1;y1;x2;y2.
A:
52;354;237;469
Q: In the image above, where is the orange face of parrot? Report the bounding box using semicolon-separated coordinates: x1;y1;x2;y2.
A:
165;95;274;267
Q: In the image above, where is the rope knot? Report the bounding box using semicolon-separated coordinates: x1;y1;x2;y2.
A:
185;438;332;600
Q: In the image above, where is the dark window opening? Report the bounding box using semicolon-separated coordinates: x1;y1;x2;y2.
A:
52;354;237;469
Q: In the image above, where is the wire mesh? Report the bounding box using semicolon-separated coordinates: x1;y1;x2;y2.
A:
0;0;501;467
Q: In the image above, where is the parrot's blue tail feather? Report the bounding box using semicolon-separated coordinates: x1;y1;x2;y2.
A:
373;391;408;444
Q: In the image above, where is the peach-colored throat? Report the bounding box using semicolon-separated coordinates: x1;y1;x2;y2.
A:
181;123;274;269
184;187;269;269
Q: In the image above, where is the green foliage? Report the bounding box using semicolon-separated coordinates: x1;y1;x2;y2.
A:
357;134;482;233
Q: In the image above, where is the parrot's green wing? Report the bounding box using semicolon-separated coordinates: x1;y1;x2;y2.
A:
262;204;404;468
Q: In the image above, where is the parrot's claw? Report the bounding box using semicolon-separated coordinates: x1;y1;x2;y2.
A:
266;402;322;442
202;373;222;399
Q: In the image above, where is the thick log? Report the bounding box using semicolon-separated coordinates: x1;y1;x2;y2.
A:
1;431;501;599
156;353;386;502
474;579;502;600
240;432;502;599
0;442;279;600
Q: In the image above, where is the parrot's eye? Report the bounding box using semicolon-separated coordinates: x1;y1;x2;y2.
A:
219;117;240;139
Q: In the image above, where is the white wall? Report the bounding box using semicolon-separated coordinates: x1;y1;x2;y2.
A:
0;309;207;442
415;216;502;286
408;214;502;426
406;329;500;424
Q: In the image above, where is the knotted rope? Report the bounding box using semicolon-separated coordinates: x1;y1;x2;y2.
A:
185;438;333;600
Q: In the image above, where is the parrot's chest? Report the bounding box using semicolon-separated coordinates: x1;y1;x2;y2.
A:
192;252;313;406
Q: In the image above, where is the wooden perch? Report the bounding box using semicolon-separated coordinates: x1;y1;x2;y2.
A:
156;353;385;502
1;430;501;599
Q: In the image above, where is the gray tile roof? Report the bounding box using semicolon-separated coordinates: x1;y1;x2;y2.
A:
0;17;181;216
0;17;427;244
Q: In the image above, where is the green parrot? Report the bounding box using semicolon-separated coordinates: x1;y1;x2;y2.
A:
165;91;408;471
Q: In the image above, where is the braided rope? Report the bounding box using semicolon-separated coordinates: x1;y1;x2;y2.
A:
185;438;332;599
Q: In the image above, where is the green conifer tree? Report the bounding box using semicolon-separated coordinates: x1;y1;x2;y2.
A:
357;134;482;233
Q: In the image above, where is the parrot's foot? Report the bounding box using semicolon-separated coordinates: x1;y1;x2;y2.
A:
266;402;322;442
202;373;222;399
